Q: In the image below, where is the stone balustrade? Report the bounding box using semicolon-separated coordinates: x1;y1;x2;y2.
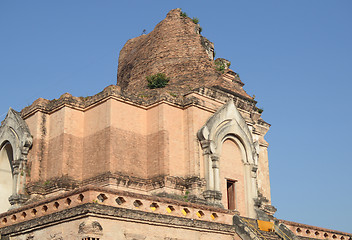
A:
0;186;235;228
280;220;352;240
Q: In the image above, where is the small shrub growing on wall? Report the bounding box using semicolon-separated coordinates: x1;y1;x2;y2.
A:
215;61;226;73
147;73;170;89
180;11;188;18
214;59;231;73
192;17;199;24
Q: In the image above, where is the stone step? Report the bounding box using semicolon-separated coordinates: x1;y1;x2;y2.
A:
240;217;283;240
259;230;283;240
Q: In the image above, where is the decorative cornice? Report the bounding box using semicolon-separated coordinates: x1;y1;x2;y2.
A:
26;173;206;197
20;85;263;124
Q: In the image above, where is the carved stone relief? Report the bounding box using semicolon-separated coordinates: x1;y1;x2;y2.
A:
0;108;32;210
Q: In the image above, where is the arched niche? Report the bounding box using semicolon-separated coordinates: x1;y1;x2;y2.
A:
197;99;259;218
0;142;14;212
219;136;248;215
0;108;32;211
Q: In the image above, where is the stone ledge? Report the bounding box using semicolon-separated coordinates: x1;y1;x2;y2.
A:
20;85;260;121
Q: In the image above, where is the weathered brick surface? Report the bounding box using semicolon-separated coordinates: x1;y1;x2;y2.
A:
117;9;252;100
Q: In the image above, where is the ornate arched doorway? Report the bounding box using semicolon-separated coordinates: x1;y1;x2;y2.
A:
198;100;259;218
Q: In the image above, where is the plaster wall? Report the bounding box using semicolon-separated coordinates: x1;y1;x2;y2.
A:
46;107;84;180
219;139;247;216
162;104;185;177
8;215;238;240
61;107;84;180
147;104;169;177
185;106;215;179
99;216;237;240
83;101;112;178
23;95;271;213
109;100;147;178
9;217;82;240
25;111;48;182
257;146;271;203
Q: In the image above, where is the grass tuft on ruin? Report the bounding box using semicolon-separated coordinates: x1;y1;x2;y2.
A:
180;11;188;18
147;73;170;89
192;17;199;24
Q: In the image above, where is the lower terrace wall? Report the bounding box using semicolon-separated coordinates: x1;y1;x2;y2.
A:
0;186;239;240
4;214;238;240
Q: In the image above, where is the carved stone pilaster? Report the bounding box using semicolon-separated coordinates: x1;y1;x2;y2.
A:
199;140;211;154
202;190;222;207
211;154;221;192
12;159;21;174
199;139;215;193
9;194;29;209
251;165;258;178
211;154;220;168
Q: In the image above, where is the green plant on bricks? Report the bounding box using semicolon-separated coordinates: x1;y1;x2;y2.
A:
180;11;188;18
147;73;170;89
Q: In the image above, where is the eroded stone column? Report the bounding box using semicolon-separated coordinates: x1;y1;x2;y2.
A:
211;154;220;192
9;155;29;208
200;140;222;206
200;140;214;191
247;164;259;219
201;153;222;206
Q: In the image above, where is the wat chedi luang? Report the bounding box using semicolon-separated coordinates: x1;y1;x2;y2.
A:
0;8;350;240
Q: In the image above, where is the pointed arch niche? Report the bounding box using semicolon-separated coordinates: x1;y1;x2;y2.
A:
0;142;14;212
0;108;32;212
197;100;259;218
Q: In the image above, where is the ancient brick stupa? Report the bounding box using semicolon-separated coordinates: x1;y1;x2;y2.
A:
0;8;351;240
117;8;251;100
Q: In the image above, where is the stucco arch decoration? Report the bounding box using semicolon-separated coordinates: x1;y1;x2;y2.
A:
197;99;260;218
0;108;32;210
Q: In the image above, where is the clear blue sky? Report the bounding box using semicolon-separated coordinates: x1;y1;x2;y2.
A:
1;0;351;233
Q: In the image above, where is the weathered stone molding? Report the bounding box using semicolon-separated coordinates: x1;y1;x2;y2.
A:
197;99;260;218
26;173;206;200
20;85;260;121
202;190;222;207
0;108;33;209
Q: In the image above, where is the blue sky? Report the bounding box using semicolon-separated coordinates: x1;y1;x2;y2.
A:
1;0;351;233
